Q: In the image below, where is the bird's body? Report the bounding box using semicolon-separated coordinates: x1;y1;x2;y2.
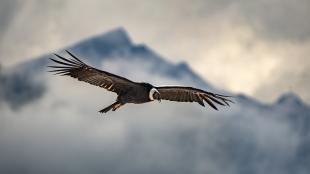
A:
49;51;233;113
119;83;153;104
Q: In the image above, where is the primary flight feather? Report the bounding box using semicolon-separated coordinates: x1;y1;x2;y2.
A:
48;51;233;113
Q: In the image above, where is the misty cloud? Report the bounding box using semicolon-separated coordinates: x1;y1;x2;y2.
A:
0;50;310;173
0;68;46;109
0;69;309;174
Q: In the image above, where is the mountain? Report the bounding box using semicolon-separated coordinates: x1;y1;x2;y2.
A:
12;28;209;86
1;27;309;111
0;28;309;174
0;28;214;109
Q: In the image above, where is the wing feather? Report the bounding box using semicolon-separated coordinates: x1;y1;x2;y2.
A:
157;86;233;110
48;50;137;95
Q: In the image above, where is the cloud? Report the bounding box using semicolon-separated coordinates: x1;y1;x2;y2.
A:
0;0;24;40
253;42;310;102
207;0;310;41
0;68;46;109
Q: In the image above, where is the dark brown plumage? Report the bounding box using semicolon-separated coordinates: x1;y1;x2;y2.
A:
48;51;233;113
157;86;232;110
49;51;136;95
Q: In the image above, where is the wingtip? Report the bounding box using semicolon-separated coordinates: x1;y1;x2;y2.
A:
210;105;218;110
53;53;61;58
197;100;205;107
65;50;71;54
65;50;84;63
49;58;61;64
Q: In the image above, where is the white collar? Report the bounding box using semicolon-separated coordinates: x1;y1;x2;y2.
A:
149;88;159;100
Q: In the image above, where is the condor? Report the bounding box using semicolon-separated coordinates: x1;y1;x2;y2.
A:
49;51;233;113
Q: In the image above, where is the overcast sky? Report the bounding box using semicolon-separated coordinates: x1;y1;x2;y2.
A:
1;1;309;173
0;0;309;103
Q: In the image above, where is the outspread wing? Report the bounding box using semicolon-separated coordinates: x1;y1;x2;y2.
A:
48;50;137;95
157;86;233;110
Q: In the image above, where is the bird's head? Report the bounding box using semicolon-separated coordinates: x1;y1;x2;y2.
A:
149;88;161;102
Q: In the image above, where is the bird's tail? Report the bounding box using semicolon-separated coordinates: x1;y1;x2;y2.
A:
99;101;124;113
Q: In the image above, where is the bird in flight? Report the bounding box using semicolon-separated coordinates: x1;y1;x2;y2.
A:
49;51;233;113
